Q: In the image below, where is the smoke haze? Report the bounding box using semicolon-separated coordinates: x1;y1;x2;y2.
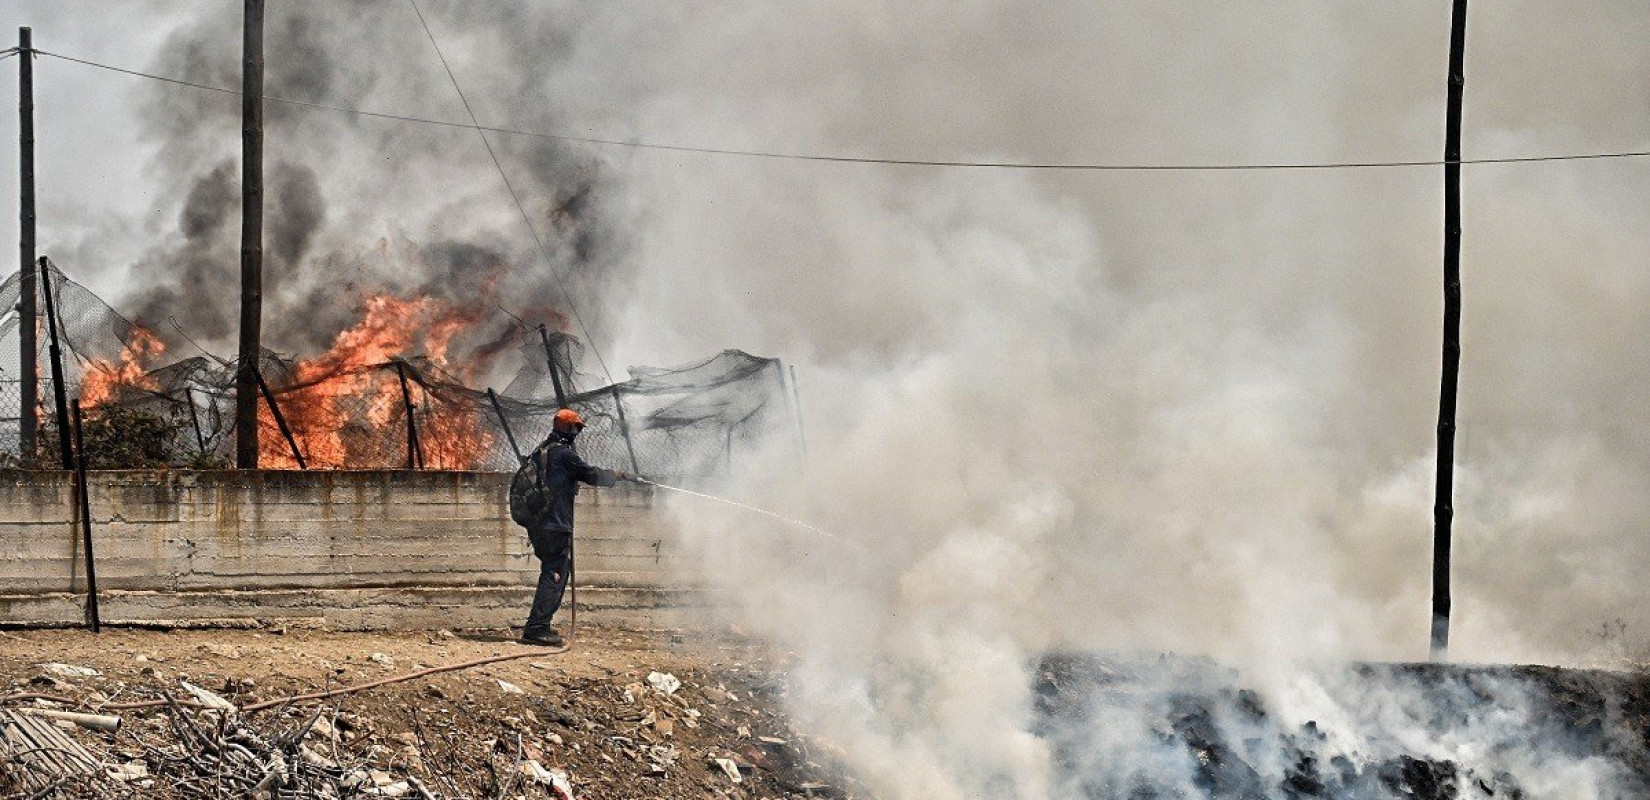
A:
6;1;1650;797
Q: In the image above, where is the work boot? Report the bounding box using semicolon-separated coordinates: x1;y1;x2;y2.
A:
519;629;564;647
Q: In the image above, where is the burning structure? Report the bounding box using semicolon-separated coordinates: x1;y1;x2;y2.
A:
0;262;797;476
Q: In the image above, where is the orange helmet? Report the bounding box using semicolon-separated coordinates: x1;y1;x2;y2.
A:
553;408;585;429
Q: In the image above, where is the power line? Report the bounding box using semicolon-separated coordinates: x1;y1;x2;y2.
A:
402;0;614;387
33;48;1650;172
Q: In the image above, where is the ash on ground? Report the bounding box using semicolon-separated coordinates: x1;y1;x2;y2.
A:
1035;653;1650;800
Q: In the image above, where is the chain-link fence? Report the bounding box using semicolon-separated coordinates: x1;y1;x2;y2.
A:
0;262;798;476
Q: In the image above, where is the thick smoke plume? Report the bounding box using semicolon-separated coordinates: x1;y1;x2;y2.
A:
103;3;622;375
548;2;1650;798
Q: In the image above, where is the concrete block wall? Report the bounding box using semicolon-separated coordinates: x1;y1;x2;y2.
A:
0;470;694;629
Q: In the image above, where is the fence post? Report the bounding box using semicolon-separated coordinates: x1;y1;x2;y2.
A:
395;361;424;469
486;388;524;463
251;365;305;469
185;388;207;454
39;257;72;470
538;325;568;407
610;386;641;475
70;398;99;633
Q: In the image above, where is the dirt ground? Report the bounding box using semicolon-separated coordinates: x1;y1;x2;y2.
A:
0;622;864;800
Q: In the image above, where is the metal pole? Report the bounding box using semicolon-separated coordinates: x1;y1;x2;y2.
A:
486;388;524;463
788;364;808;459
70;399;99;633
1432;0;1469;662
39;258;71;470
252;366;305;469
234;0;264;468
610;386;641;475
538;325;568;408
18;27;38;464
395;361;423;469
185;388;207;453
774;360;808;463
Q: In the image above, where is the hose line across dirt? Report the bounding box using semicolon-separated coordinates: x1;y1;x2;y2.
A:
1;645;569;714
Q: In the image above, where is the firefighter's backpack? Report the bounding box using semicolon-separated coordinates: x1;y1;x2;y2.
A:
508;442;560;526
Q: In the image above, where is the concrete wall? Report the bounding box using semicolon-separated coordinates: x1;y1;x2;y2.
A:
0;470;694;629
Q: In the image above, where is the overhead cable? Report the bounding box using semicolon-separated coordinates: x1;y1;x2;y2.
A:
402;0;614;385
33;48;1650;173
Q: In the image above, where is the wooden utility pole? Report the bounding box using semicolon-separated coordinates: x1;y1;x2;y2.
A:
234;0;264;468
18;27;37;464
1432;0;1469;661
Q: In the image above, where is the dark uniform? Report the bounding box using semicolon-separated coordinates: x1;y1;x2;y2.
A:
523;437;617;639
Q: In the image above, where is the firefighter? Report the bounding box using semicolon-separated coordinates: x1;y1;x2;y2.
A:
515;408;627;646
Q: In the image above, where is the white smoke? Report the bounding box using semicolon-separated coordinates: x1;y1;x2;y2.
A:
571;2;1650;797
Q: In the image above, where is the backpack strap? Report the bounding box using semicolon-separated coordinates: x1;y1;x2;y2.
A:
534;440;567;491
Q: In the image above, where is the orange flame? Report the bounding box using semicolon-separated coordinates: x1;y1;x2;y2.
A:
81;328;166;408
257;291;501;470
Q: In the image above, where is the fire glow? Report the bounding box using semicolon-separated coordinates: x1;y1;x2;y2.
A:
80;328;166;409
76;286;532;470
256;292;497;470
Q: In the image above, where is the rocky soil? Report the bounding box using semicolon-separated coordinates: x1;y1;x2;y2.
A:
0;624;863;800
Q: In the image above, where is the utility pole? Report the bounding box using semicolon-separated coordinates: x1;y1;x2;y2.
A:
18;27;37;464
1432;0;1469;661
234;0;264;468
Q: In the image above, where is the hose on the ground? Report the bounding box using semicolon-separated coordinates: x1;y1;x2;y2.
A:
0;645;568;714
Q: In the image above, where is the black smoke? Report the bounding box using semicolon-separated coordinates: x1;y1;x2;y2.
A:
118;4;623;376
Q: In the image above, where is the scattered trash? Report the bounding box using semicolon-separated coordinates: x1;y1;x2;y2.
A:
201;643;242;659
496;678;526;695
365;780;413;797
309;715;338;741
39;662;100;678
180;680;237;713
106;761;150;783
711;756;744;784
370;652;396;668
648;743;679;773
23;708;122;733
520;759;576;799
646;671;682;695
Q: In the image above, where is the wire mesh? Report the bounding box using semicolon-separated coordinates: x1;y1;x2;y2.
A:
0;263;795;476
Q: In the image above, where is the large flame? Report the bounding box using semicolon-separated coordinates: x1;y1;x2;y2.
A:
81;328;166;408
257;292;500;470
